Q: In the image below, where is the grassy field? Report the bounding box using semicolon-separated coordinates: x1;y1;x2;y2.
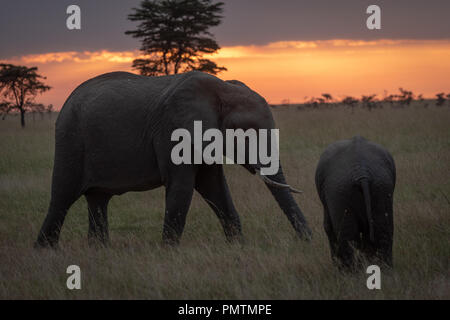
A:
0;105;449;299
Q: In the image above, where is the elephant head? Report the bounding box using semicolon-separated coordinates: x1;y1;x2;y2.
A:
214;78;312;240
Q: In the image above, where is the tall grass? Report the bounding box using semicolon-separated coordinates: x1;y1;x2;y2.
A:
0;106;448;299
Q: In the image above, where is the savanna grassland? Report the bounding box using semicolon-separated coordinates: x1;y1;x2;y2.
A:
0;105;449;299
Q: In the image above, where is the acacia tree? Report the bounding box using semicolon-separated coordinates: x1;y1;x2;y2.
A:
321;93;333;102
0;64;51;127
342;96;359;113
436;93;446;106
125;0;227;76
361;94;377;111
398;88;414;106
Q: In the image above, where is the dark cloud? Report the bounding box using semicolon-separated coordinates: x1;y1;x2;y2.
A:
1;0;449;59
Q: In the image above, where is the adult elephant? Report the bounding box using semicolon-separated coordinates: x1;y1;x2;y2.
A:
35;71;311;248
315;136;396;269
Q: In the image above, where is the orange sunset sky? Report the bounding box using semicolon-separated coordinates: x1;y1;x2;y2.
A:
4;39;450;108
1;1;450;108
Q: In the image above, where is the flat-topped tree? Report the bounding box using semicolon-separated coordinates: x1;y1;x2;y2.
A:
361;94;377;111
342;96;359;113
0;64;51;127
436;93;446;106
125;0;227;76
322;93;333;103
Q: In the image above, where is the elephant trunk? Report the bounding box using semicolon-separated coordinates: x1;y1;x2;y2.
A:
256;165;312;241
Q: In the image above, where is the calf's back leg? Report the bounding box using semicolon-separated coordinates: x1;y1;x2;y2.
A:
328;202;362;270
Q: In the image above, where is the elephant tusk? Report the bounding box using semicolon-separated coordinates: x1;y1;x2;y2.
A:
255;168;303;194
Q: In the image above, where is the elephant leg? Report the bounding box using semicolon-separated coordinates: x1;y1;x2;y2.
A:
35;201;72;248
195;164;242;242
377;194;394;268
85;192;111;246
35;167;83;248
362;193;394;268
323;206;338;261
35;136;85;249
162;166;196;246
379;239;393;268
330;204;361;271
362;232;393;268
335;239;359;271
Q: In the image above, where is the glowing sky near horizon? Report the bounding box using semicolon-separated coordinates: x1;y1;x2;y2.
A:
1;1;449;108
3;39;450;107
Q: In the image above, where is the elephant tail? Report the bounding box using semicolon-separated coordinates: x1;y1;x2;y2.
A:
360;178;374;242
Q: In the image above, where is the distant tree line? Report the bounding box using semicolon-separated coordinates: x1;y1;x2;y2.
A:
273;88;450;111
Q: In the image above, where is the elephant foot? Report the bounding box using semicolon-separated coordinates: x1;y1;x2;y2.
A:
226;233;246;246
162;235;181;247
88;236;110;248
33;237;59;250
294;224;312;242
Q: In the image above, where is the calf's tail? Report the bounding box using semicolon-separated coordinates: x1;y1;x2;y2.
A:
360;179;374;242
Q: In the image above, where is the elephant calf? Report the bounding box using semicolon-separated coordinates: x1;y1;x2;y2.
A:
315;136;396;270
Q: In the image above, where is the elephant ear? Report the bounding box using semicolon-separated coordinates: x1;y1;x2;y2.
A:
164;75;250;132
160;74;224;160
159;73;219;129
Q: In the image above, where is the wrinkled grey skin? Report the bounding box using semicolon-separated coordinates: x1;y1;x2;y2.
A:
315;136;395;270
35;71;311;248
